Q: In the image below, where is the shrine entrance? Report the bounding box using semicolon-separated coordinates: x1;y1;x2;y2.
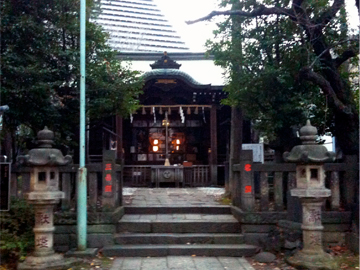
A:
89;53;251;187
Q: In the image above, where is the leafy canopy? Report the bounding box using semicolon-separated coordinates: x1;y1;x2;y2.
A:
202;0;359;153
1;0;143;154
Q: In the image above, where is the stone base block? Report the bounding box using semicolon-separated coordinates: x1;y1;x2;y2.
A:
18;253;80;270
65;248;98;258
323;232;345;245
88;234;114;247
243;233;268;246
286;250;338;270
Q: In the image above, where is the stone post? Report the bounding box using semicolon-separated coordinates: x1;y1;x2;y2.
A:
17;127;77;270
102;150;117;208
232;150;255;211
283;120;337;270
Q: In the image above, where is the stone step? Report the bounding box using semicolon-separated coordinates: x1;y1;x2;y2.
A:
114;233;245;245
124;205;231;215
117;214;240;233
102;244;258;257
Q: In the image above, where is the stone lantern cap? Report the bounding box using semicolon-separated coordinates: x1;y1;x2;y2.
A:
17;127;72;166
283;120;335;163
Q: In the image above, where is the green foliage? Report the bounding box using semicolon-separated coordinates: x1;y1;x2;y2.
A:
207;0;359;152
0;198;35;262
1;0;143;157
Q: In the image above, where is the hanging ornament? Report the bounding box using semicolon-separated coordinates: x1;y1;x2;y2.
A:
151;106;154;114
168;107;171;115
179;106;185;123
153;107;156;123
187;107;191;115
159;107;163;115
194;107;198;114
142;107;146;115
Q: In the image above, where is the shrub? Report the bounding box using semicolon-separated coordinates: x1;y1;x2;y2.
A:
0;198;35;263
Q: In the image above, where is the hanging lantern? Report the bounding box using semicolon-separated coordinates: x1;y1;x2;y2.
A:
187;107;191;115
142;107;146;115
194;107;199;114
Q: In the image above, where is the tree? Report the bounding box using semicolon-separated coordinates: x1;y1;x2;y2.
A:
188;0;359;156
1;0;143;159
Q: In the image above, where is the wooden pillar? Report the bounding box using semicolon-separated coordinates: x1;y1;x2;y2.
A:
228;107;243;194
210;105;218;185
115;115;123;161
116;168;122;207
115;115;123;206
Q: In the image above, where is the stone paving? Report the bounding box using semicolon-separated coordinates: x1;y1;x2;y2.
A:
109;188;256;270
123;187;225;206
109;256;256;270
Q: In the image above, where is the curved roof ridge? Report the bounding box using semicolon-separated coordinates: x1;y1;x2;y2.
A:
142;68;211;87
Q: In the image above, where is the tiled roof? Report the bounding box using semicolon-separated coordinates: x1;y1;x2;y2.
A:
94;0;190;52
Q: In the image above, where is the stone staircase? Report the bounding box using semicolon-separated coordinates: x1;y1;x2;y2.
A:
102;206;258;257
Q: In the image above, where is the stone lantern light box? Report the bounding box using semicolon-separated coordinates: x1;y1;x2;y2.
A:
283;120;335;198
23;127;72;200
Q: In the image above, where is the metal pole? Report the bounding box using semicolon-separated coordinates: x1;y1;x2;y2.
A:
77;0;87;251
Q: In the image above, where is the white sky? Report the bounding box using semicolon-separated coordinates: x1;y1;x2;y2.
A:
155;0;220;52
155;0;359;52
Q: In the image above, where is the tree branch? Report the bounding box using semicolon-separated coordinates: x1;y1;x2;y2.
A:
309;38;358;68
299;67;351;114
185;6;295;25
334;49;357;68
292;0;312;30
315;0;344;28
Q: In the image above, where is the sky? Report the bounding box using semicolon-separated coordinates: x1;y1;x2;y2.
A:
155;0;360;52
155;0;221;51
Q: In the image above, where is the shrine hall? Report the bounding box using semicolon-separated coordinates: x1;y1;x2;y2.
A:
89;53;251;187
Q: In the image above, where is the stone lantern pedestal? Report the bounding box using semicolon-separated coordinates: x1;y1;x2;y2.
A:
283;120;337;270
17;127;78;270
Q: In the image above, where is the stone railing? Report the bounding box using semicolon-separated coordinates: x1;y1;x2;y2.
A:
10;163;122;212
231;151;358;212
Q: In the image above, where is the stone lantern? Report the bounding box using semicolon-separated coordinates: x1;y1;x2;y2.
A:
17;127;76;270
283;120;337;270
